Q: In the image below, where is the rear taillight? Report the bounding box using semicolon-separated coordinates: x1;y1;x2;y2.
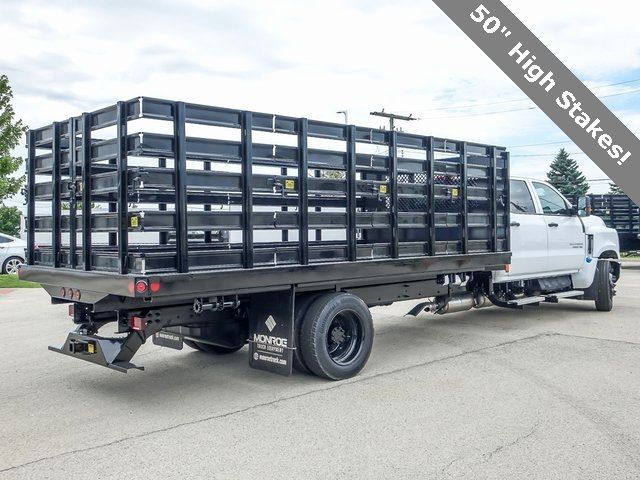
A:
68;304;75;317
128;278;158;297
135;280;148;295
150;280;160;293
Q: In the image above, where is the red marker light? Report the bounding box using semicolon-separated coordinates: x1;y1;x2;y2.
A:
150;280;160;293
59;287;66;298
135;280;148;294
130;316;145;331
74;289;82;301
67;288;75;299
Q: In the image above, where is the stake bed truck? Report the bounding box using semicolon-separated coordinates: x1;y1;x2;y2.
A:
20;98;620;380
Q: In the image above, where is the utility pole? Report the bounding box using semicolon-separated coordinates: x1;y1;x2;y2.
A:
370;109;418;131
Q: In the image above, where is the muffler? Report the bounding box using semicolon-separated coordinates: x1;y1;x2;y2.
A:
436;292;491;314
406;293;491;317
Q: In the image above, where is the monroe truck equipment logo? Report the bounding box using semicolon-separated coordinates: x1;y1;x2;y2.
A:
252;333;288;348
432;0;640;205
265;315;276;332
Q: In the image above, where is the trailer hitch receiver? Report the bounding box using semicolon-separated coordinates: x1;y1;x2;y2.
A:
49;327;153;373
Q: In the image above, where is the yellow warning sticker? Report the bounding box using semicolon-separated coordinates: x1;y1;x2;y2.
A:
130;216;139;228
379;185;388;194
451;188;459;197
284;179;296;190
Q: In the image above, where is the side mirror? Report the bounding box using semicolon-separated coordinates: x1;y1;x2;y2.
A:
577;196;591;217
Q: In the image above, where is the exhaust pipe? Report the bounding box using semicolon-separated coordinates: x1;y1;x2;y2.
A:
405;293;491;317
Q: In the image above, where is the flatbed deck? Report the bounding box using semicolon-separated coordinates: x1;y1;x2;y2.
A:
23;96;510;303
21;251;510;306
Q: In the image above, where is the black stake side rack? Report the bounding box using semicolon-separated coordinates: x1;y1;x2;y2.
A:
569;194;639;252
25;97;510;277
588;195;639;233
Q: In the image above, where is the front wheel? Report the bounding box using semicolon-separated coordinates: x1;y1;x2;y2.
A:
594;260;615;312
299;292;374;380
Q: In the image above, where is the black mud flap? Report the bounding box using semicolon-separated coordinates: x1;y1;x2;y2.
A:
152;331;184;350
248;289;295;376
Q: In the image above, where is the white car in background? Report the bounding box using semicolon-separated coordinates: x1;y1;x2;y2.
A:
0;233;26;274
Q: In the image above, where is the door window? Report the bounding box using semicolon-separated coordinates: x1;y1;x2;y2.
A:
0;236;11;244
510;180;536;214
532;182;570;215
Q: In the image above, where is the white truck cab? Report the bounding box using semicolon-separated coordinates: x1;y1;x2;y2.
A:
492;177;620;311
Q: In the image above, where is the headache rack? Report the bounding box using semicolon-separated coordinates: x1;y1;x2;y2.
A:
25;97;510;276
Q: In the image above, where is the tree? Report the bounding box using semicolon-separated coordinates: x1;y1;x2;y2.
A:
546;148;589;196
0;206;20;237
0;75;27;237
608;182;624;195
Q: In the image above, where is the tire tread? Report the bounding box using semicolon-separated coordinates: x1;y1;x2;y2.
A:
595;260;614;312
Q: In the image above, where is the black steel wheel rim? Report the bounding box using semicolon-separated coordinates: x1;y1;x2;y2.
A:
326;310;363;366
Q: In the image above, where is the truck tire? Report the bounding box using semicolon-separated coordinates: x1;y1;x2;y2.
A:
184;340;243;354
292;293;321;374
299;292;374;380
594;260;614;312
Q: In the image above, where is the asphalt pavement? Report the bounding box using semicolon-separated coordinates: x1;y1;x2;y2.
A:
1;266;639;479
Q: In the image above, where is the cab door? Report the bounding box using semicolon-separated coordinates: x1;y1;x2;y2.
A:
505;179;549;278
531;181;585;273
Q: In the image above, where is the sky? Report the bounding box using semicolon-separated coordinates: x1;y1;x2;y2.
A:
2;0;640;210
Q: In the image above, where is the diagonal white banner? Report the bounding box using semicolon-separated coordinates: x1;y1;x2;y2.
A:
432;0;640;204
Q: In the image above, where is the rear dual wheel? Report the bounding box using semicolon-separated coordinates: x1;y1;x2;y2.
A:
296;292;374;381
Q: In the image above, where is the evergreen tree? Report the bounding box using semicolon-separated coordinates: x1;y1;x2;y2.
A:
0;75;27;236
608;182;624;195
546;148;589;196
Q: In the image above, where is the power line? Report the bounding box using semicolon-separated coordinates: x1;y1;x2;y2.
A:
597;88;640;99
419;87;640;120
509;139;574;148
423;106;537;120
397;77;640;113
511;152;586;157
510;129;640;149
